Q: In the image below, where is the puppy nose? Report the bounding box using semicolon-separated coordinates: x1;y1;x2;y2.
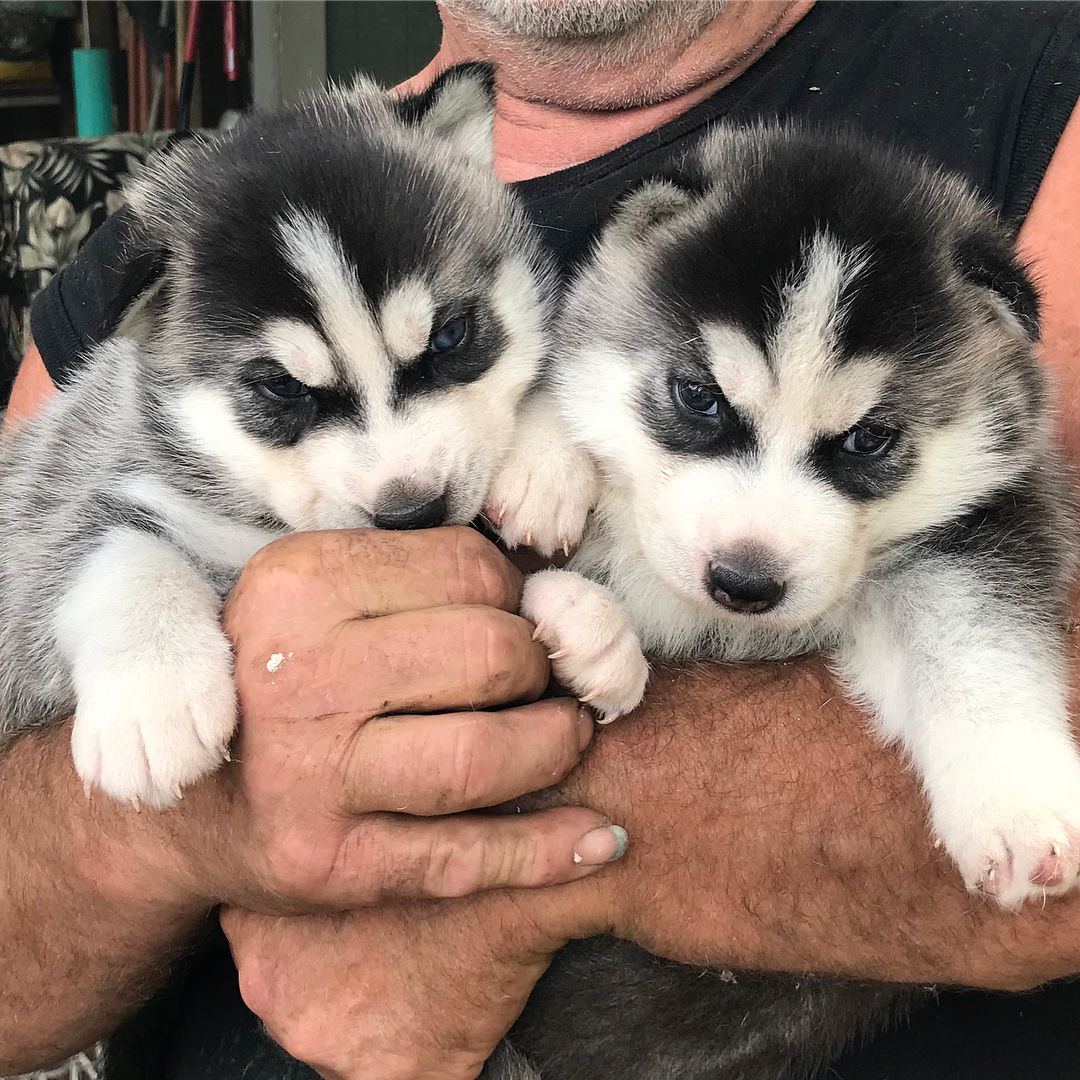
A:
372;489;447;530
707;562;785;614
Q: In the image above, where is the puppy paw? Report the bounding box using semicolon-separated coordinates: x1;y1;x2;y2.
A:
522;570;648;723
933;748;1080;908
71;623;237;808
485;434;598;559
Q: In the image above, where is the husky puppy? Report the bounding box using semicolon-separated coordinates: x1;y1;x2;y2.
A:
496;124;1080;1079
0;64;561;808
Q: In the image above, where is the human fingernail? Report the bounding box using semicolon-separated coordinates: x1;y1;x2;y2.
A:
573;824;629;866
576;704;595;751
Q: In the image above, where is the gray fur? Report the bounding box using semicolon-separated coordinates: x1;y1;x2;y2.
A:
495;125;1080;1078
0;64;555;808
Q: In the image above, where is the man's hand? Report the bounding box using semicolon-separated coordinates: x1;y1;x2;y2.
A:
174;527;624;915
0;526;626;1072
221;883;603;1080
225;656;1080;1080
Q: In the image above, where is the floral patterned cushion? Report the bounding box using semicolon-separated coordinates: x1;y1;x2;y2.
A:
0;132;173;398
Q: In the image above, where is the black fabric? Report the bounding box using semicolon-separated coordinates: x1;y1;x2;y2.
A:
30;206;164;385
30;2;1080;1077
514;0;1080;269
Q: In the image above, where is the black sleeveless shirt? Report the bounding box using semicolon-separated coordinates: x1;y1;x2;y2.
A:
32;3;1080;1078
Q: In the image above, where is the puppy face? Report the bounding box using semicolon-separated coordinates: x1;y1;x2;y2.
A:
560;126;1044;628
127;66;552;530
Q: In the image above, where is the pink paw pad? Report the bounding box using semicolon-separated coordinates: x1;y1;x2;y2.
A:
1030;847;1066;887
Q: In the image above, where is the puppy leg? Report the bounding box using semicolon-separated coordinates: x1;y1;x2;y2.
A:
522;569;648;722
837;562;1080;909
486;390;599;558
55;527;236;807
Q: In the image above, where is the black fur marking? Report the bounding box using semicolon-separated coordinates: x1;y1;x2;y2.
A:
640;381;755;460
809;426;917;503
166;91;522;372
493;937;914;1080
652;131;965;365
954;232;1041;340
638;337;756;459
392;61;495;126
916;470;1076;622
393;299;508;401
231;356;365;449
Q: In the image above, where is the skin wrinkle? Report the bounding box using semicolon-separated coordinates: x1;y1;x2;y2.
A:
403;2;813;181
3;5;1080;1077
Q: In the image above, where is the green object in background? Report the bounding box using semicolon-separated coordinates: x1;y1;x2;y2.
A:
72;46;113;136
326;1;441;87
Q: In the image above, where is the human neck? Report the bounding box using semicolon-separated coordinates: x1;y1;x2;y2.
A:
410;1;813;181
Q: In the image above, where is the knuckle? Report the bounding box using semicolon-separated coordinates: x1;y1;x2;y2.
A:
421;830;541;898
451;527;520;609
467;609;533;687
241;533;313;589
422;835;488;899
226;535;318;630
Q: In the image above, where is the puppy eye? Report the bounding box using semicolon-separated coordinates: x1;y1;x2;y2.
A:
429;315;471;353
257;374;312;402
673;378;722;417
839;421;896;457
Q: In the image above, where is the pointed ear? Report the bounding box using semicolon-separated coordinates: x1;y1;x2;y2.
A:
123;136;213;251
394;62;496;168
955;231;1041;341
601;175;699;247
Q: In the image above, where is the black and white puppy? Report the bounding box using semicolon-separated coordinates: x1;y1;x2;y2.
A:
0;65;570;808
498;123;1080;1079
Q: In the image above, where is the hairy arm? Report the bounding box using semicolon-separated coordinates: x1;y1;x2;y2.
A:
0;726;212;1070
224;656;1080;1080
552;659;1080;989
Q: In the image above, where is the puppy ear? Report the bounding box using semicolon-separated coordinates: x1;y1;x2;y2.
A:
393;62;496;167
123;135;213;251
601;175;698;246
955;231;1041;341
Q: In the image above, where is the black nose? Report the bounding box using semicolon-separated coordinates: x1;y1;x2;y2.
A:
707;562;785;614
372;490;447;531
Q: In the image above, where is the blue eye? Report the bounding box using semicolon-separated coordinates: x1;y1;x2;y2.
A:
840;422;896;457
257;374;311;402
429;316;470;353
673;378;721;417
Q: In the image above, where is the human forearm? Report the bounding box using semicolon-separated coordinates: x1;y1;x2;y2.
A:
539;658;1080;991
0;724;209;1071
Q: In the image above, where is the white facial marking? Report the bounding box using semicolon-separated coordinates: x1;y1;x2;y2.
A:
700;323;770;413
170;386;329;529
276;208;387;395
261;317;335;388
380;276;436;362
772;231;868;375
761;231;880;439
489;256;549;391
